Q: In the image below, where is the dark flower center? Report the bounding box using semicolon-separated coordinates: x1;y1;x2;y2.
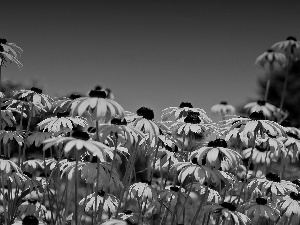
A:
123;210;133;215
69;94;81;100
207;139;227;148
179;102;193;108
249;111;265;120
57;111;69;118
290;192;300;201
256;145;267;152
87;127;96;133
98;190;105;197
281;120;291;127
0;45;3;52
111;118;127;125
89;90;107;98
4;126;16;131
30;87;42;94
23;172;32;178
68;157;76;162
141;179;151;185
0;155;9;160
94;85;102;90
137;107;154;120
287;132;300;140
292;179;300;187
257;100;266;106
170;186;180;192
22;215;39;225
267;49;274;53
266;172;280;182
91;156;98;163
71;131;90;141
0;38;7;44
191;158;198;165
221;202;236;211
256;197;267;205
26;157;34;160
28;199;37;204
220;101;228;105
184;111;201;124
286;36;297;41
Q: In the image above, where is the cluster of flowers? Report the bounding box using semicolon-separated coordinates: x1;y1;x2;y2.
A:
0;37;300;225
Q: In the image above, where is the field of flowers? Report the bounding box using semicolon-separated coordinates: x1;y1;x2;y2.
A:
0;37;300;225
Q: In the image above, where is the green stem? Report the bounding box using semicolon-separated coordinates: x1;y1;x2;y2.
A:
264;71;271;102
74;149;79;225
278;62;290;122
191;184;209;225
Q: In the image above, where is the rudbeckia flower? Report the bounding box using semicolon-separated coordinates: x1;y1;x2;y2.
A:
52;93;82;113
211;101;235;116
43;130;113;161
248;172;297;196
13;87;53;110
0;155;22;174
202;202;250;225
79;190;120;216
242;197;279;223
190;138;242;170
12;215;46;225
280;132;300;161
277;192;300;224
37;111;88;133
255;49;287;70
244;100;278;119
18;199;47;218
0;106;18;128
128;181;157;202
0;126;24;146
70;89;124;123
27;130;53;147
272;36;300;60
242;143;275;165
162;102;212;123
154;146;183;171
23;157;44;174
91;85;115;100
186;182;221;203
0;38;23;67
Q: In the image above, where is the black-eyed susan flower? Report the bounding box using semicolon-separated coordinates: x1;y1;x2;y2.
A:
242;197;280;223
277;192;300;224
162;102;212;123
242;143;275;165
186;182;221;203
0;126;24;146
244;100;278;119
0;155;22;174
128;181;157;202
0;106;18;128
70;89;124;123
13;87;53;110
0;38;23;67
272;36;300;60
79;190;120;216
201;201;250;225
37;111;87;133
154;146;183;171
52;93;82;113
190;138;242;170
255;49;287;70
18;199;47;218
23;157;44;174
211;101;235;116
12;215;46;225
127;107;160;148
279;132;300;162
27;130;53;147
248;172;297;196
43;130;113;161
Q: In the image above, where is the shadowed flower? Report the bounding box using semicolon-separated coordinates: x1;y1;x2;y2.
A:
43;130;113;161
79;191;120;216
244;100;278;119
211;101;235;115
202;202;250;225
128;181;157;202
0;38;23;67
0;126;24;146
70;89;124;123
242;197;279;223
18;199;47;218
23;157;44;174
277;191;300;224
248;172;297;196
0;155;22;174
255;49;287;70
272;36;300;60
27;130;53;147
52;93;82;113
186;182;221;203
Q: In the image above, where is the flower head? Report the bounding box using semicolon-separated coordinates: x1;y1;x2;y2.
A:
0;38;23;67
211;101;235;115
255;49;287;70
244;100;279;119
272;36;300;60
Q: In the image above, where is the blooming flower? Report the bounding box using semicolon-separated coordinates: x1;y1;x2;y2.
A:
202;202;250;225
186;182;221;203
79;190;119;216
37;111;87;133
190;138;242;170
18;199;47;218
244;100;278;119
242;197;280;223
23;157;44;174
272;36;300;60
248;172;297;196
0;126;24;146
0;155;22;174
211;101;235;115
13;87;53;110
128;181;157;202
12;215;46;225
27;130;53;147
70;89;124;123
51;93;82;113
43;130;113;161
0;37;23;67
255;49;287;70
0;106;18;128
277;191;300;224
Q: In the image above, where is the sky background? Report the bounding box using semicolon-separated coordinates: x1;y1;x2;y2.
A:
1;0;300;122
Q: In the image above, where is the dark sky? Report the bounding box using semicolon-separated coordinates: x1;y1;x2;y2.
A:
1;0;300;121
